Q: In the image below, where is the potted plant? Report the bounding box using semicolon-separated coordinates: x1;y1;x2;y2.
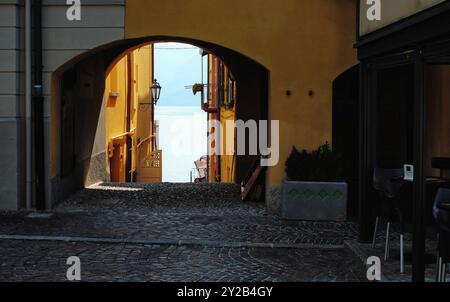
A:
281;142;348;221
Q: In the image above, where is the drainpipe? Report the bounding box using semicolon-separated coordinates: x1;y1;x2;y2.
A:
32;0;46;211
25;0;32;209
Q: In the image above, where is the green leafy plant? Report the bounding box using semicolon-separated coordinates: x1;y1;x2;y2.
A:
285;142;344;182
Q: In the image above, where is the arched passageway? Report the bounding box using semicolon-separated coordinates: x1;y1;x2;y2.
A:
52;36;269;205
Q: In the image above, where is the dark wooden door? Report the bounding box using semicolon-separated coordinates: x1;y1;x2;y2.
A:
110;140;126;183
332;65;360;219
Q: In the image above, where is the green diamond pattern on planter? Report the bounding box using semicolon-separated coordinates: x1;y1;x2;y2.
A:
303;190;314;200
333;190;343;200
281;180;348;221
318;190;329;200
289;189;300;199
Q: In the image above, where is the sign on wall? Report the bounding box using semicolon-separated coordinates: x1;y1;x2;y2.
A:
359;0;445;36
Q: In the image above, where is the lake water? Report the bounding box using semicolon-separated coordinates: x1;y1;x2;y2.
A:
155;106;208;183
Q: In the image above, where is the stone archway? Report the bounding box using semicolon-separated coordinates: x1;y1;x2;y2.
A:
50;36;269;206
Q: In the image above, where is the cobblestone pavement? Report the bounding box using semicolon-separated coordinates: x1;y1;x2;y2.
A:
0;240;365;282
0;183;365;282
0;183;358;246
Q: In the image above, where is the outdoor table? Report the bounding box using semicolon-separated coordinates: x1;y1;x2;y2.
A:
438;203;450;212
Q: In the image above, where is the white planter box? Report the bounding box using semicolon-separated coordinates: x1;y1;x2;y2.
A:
281;179;348;221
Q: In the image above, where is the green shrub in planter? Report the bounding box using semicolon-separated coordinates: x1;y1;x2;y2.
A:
282;142;348;221
285;142;343;182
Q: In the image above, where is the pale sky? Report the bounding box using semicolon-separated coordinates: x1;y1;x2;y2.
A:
154;42;208;182
154;42;204;107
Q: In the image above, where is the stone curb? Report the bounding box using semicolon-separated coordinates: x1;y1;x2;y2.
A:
0;234;344;250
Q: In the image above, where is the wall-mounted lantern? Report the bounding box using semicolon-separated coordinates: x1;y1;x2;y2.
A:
151;79;162;105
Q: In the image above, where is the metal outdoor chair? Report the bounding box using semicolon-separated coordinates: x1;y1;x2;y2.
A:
192;156;208;183
433;188;450;282
372;168;406;273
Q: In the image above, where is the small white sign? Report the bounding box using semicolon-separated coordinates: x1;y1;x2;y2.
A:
404;164;414;182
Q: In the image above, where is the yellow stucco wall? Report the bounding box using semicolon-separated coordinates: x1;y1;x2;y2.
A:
105;56;128;148
131;45;154;174
220;108;236;183
125;0;357;187
105;44;154;177
219;63;236;183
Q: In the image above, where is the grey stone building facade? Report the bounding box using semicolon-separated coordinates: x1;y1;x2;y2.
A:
0;0;125;210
